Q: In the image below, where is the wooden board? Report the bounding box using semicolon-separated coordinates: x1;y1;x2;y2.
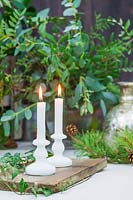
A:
0;158;107;193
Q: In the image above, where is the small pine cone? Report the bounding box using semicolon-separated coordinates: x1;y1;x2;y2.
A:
66;124;78;137
128;150;133;163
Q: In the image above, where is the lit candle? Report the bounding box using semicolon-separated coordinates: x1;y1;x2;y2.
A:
25;85;56;175
48;83;72;167
55;84;63;134
37;86;46;140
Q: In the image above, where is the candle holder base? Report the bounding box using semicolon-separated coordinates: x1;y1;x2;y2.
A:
48;155;72;168
25;161;56;176
25;138;56;176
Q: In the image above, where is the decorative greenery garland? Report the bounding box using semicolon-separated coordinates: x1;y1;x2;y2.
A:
67;127;133;164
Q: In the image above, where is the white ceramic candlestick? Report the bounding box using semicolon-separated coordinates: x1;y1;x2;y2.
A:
25;87;56;176
48;84;72;167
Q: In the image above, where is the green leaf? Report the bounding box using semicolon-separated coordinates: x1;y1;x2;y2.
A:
3;122;10;137
75;83;82;101
125;19;130;31
63;8;77;16
16;28;32;41
61;70;69;82
100;99;106;117
24;109;32;120
102;91;117;104
42;32;56;43
2;0;11;8
19;178;28;194
64;24;78;32
85;76;105;92
61;0;67;5
64;2;73;7
87;102;93;114
38;23;46;36
119;18;123;26
11;169;19;179
14;116;19;131
41;188;52;196
80;104;85;116
37;8;50;21
1;110;15;122
12;0;26;9
31;187;37;197
73;0;81;8
44;91;52;97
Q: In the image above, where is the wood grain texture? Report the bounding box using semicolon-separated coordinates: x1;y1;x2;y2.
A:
0;158;107;193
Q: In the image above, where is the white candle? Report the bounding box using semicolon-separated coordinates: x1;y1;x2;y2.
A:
37;86;46;140
48;83;72;167
25;85;56;175
55;84;63;134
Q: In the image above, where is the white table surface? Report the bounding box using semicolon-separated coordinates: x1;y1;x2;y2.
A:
0;142;132;200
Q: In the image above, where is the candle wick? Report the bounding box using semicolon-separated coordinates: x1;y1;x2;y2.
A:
39;99;43;102
56;95;62;98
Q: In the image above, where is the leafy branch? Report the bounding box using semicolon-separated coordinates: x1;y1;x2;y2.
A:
0;103;36;137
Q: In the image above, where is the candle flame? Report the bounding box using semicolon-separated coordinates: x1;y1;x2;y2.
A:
58;84;62;97
39;86;43;101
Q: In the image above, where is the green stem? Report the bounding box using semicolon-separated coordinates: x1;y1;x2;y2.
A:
15;103;37;117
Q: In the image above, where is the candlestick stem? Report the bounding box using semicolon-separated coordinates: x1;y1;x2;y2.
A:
25;139;56;176
48;133;72;167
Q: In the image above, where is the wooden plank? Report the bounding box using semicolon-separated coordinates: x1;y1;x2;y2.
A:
0;158;107;193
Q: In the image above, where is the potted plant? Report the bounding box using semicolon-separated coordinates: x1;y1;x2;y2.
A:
0;0;133;137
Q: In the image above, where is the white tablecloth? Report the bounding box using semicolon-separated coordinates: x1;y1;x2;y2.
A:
0;142;132;200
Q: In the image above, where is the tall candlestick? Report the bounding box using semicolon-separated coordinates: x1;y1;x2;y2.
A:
25;86;56;176
48;84;72;167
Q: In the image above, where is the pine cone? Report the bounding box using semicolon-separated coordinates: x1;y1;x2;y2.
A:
128;150;133;163
66;124;78;137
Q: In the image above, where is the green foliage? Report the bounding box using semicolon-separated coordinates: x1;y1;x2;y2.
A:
72;128;133;164
1;103;36;136
0;150;53;196
19;178;28;194
0;151;34;169
0;0;133;135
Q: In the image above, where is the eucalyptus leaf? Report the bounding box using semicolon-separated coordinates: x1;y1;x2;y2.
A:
85;76;105;92
102;91;118;104
63;8;77;16
75;83;82;101
44;92;52;97
1;110;15;122
37;8;50;22
14;116;19;131
24;109;32;120
100;99;106;117
73;0;81;8
64;2;73;7
3;122;10;137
